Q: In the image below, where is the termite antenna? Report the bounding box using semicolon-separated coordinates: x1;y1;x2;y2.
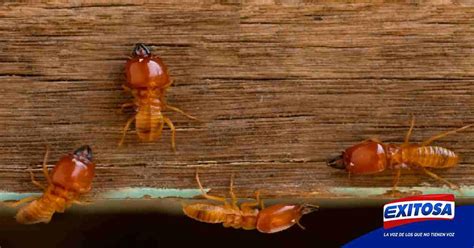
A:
132;43;151;58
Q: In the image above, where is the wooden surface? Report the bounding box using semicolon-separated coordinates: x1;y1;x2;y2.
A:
0;1;473;200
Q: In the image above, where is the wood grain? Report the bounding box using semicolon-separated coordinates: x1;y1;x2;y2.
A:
0;1;473;199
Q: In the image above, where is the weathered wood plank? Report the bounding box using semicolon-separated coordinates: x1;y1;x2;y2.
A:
0;1;472;199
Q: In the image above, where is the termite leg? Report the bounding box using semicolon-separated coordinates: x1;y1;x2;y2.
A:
119;102;135;113
72;200;92;206
404;117;415;145
388;168;402;197
166;105;198;121
23;145;50;192
122;84;132;92
296;219;306;230
27;146;50;190
163;116;176;151
392;168;401;192
419;167;459;190
4;196;37;208
162;78;174;89
42;145;51;184
228;173;238;208
421;124;473;146
195;172;227;203
240;191;261;210
258;191;265;209
28;169;45;190
119;115;136;146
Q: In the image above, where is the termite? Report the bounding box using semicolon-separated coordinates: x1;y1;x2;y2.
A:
120;43;196;150
9;146;96;224
327;119;472;190
183;172;318;233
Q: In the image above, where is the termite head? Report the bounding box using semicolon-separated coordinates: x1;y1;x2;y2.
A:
256;204;318;234
126;44;169;88
327;141;387;174
51;145;96;194
132;43;151;58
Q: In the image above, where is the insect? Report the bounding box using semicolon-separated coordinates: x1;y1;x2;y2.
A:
9;146;96;224
183;172;318;233
327;119;472;190
120;43;196;150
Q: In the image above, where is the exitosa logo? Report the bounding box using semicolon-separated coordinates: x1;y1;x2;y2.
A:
383;194;455;229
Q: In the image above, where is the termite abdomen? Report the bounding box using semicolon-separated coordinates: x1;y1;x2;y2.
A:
408;146;459;168
16;193;61;224
183;203;227;224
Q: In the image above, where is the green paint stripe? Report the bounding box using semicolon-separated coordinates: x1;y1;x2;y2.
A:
1;186;473;202
0;192;41;201
0;188;208;201
100;187;208;199
330;186;474;197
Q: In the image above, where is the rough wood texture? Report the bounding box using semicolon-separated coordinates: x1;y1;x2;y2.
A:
0;1;473;199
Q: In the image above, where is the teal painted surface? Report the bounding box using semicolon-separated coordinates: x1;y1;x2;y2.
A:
0;188;208;201
100;187;208;199
1;186;473;202
330;186;474;197
0;192;41;201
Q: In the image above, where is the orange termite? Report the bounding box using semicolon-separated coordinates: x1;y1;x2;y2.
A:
183;172;318;233
120;43;196;150
327;119;472;190
10;146;96;224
